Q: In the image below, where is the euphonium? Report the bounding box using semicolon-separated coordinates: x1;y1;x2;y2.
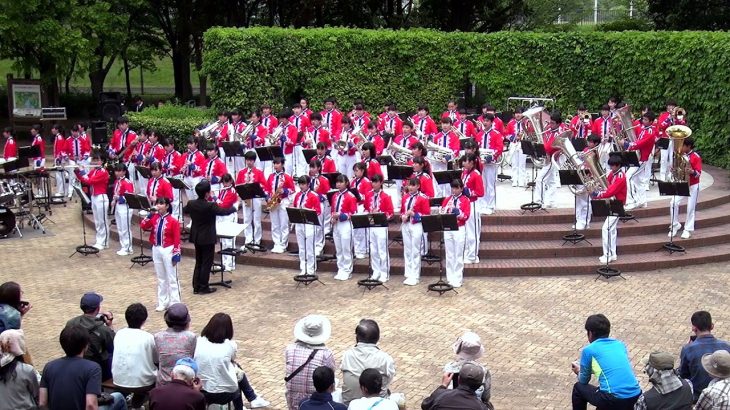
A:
552;131;607;195
200;122;219;140
426;141;454;164
268;125;284;146
667;125;693;182
521;106;551;168
336;129;350;151
386;139;413;165
239;122;256;144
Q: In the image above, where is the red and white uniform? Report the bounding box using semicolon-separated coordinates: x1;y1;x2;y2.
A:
113;177;135;205
77;167;110;248
140;212;181;309
315;154;337;174
461;167;484;263
350;114;370;131
65;136;91;162
228;120;247;139
110;129;137;162
331;189;357;280
400;191;431;284
595;168;627;260
335;128;360;178
591;116;614;140
350;176;372;257
671;151;702;237
30;134;45;168
411;115;438;138
212;121;229;148
413;171;435;198
441;194;470;227
292;189;321;214
441;110;458;122
147;176;174;202
3;137;17;161
236;166;266;186
320;109;343;136
289;113;311;133
478;114;505;134
244;123;267;149
658;112;688;181
215;184;240;270
505;118;528;186
535;126;567;208
203;156;227;184
275;124;298;155
625;124;656;208
570;116;593;139
132;140;152;165
266;170;295;253
351;176;372;206
441;193;471;287
362;157;383;180
261;114;279;135
629;125;657;162
364;132;385;156
236;166;266;246
454;119;477;140
476;127;504;213
378;114;403;137
307;125;332;149
182;149;206;202
52;133;66;163
162;150;183;177
432;130;460;157
147;142;166;164
392;133;418;150
365;189;394;282
113;177;135;253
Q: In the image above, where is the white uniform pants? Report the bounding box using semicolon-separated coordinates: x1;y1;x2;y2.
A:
296;224;317;275
242;198;263;245
152;245;181;308
315;202;331;255
337;154;358;178
115;203;133;253
671;183;700;232
55;167;67;197
183;176;201;202
482;164;498;212
369;227;389;281
217;211;237;270
127;162;138;191
535;163;557;205
285;153;294;175
91;195;110;248
292;145;306;177
402;222;423;281
430;160;449;197
137;176;148;196
353;205;367;257
464;202;481;263
171;186;182;221
659;142;673;181
575;192;592;230
511;146;527;186
334;220;353;276
444;226;466;286
627;162;648;206
270;199;290;252
601;215;618;258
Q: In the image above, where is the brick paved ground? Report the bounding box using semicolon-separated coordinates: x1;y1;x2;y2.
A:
2;203;729;409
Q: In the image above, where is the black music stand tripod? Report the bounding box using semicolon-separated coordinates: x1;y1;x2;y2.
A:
422;213;459;295
124;193;154;268
222;141;245;177
69;185;99;257
235;182;267;253
168;177;190;240
520;140;547;213
657;181;690;255
287;207;324;288
591;199;626;280
559;170;591;246
612;153;640;224
422;197;446;264
386;165;414;246
351;213;389;292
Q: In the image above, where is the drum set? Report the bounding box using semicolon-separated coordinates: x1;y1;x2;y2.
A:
0;174;47;238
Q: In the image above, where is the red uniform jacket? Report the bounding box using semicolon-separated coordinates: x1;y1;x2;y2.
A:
570;116;593;139
132;140;152;165
183;149;206;178
163;150;183;177
591;116;614;138
595;169;627;204
140;212;181;255
266;171;295;200
31;135;45;163
542;125;569;158
331;189;357;218
320;109;343;136
433;131;460;157
337;129;359;157
351;176;372;205
505;118;525;142
203;157;227;182
628;125;657;162
3;137;17;160
245;124;267;149
411;115;438;138
236;167;266;186
441;194;471;227
378;114;403;137
393;134;419;150
365;133;385;156
113;177;135;205
289;114;311;133
310;174;331;198
53;133;66;161
76;167;109;197
213;121;229;148
414;171;435;198
147;176;174;201
228;120;246;139
276;124;299;155
686;151;702;186
261;115;279;135
461;168;485;202
315;154;337;173
292;189;322;215
110;129;137;162
478;115;505;134
400;192;431;223
362;158;383;179
350;114;370;131
365;190;395;219
147;142;166;164
65;136;91;161
441;110;458;122
308;126;332;149
658;113;687;139
455;120;478;139
476;128;504;162
216;186;238;209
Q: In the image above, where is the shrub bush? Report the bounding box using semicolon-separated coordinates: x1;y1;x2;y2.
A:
204;28;730;166
127;105;213;149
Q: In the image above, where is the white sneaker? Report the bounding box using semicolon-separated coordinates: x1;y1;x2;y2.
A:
668;224;681;238
681;230;691;239
249;396;270;408
92;243;104;250
334;273;351;281
511;182;518;187
270;247;284;254
485;209;494;215
155;305;166;312
355;254;367;259
625;203;636;210
450;282;462;288
598;255;617;264
403;278;419;286
116;250;129;256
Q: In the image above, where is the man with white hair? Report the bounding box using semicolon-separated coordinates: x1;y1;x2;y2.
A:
148;357;205;410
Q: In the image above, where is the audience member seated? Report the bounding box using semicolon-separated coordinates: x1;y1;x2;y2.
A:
286;314;337;410
633;351;692;410
154;303;197;385
0;281;32;333
194;312;270;409
149;357;206;410
678;310;730;402
570;314;641;410
695;350;730;409
112;303;158;408
347;368;399;410
0;329;38;410
341;319;396;405
298;366;347;410
66;292;116;381
421;361;488;410
442;331;493;410
39;324;127;410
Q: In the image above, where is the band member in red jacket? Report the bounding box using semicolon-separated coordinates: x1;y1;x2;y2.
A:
109;116;137;163
455;109;478;140
351;162;373;260
290;104;311;177
266;157;295;253
392;122;419;150
29;124;45;169
535;113;565;209
331;174;357;281
161;138;184;219
411;105;438;140
183;137;206;203
335;117;360;178
51;124;68;197
363;123;385;156
476;114;504;214
401;177;431;286
624;112;657;210
377;104;403;138
147;163;174;203
140;197;182;311
64;125;92;197
276;111;299;176
591;105;615;170
441;100;458;122
308;114;332;150
2;127;17;161
308;159;332;254
75;152;110;250
260;104;279;134
670;138;703;240
441;179;471;288
131;129;152;193
575;135;601;231
461;153;485;264
412;157;434;198
300;97;313;118
315;142;336;174
147;131;166;165
360;142;383;180
236;151;267;248
292;175;322;277
112;163;135;256
203;144;227;193
431;118;459;196
591;154;627;264
570;104;594;140
478;104;505;134
658;99;687;181
365;174;394;282
505;107;527;187
350;103;370;131
321;97;343;137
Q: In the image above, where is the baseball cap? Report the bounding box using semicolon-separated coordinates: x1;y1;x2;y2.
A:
648;351;675;370
164;303;191;327
458;362;485;390
80;292;103;311
175;357;198;375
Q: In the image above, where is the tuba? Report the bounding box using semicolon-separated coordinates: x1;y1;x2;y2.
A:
386;139;414;165
667;125;692;182
552;131;608;195
521;106;551;168
672;107;687;122
426;141;454;164
614;105;638;150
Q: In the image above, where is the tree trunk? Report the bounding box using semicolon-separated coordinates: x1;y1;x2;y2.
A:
172;49;193;102
38;59;60;106
123;56;132;98
198;74;207;107
89;70;106;104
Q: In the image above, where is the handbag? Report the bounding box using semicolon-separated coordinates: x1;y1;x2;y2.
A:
284;349;318;382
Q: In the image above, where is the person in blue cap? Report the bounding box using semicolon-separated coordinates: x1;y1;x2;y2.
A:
149;357;206;410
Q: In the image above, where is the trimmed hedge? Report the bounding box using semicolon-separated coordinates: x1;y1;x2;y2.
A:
203;28;730;167
128;105;213;149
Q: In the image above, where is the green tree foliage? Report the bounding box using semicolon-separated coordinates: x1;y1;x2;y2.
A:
203;27;730;167
128;105;213;148
648;0;730;30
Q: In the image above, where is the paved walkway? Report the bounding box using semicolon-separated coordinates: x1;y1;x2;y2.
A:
1;202;729;409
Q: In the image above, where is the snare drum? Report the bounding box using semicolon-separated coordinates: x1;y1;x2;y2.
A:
0;206;16;237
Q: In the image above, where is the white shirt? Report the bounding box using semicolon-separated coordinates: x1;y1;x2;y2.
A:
111;328;158;387
347;396;400;410
194;336;238;393
341;343;396;404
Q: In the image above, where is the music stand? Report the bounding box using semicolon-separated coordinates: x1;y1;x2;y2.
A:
520;141;546;213
124;193;154;268
18;146;39;169
135;165;152;181
433;170;462;187
235;183;267;253
421;197;446;264
656;138;670;150
168;177;190;239
377;155;394;166
657;181;690;255
69;184;99;257
351;213;389;292
286;207;324;287
421;214;459;295
211;221;246;289
610;151;640;168
591;199;626;280
559;170;591;246
222;141;245;176
386;165;414;183
303;149;318;165
322;172;342;191
255;146;284;163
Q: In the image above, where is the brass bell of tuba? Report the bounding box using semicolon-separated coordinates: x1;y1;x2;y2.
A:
667;125;692;182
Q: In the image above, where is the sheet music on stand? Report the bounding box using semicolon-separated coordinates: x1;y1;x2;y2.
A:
216;221;245;238
135;166;152;180
433;170;462;186
609;151;640;167
255;146;284;162
222;141;245;158
303;149;318;165
386;165;414;181
168;177;190;191
285;207;320;226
